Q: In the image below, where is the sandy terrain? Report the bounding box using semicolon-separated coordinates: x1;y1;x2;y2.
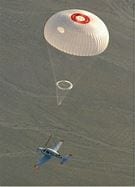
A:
0;0;134;185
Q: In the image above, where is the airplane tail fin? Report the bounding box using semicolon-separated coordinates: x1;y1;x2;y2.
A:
60;154;72;165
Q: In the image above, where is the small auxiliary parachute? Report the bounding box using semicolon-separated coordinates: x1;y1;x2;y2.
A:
44;9;109;56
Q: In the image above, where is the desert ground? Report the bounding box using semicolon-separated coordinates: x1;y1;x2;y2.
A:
0;0;134;186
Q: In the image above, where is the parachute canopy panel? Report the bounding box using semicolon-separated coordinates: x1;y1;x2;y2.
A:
44;9;109;56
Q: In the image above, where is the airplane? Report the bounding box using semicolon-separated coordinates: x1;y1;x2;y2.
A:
34;134;72;169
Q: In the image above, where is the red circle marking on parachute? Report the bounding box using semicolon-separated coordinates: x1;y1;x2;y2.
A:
71;13;90;24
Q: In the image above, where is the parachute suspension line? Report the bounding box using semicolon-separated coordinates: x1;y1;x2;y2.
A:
46;43;69;105
46;43;61;104
46;41;87;105
46;43;57;82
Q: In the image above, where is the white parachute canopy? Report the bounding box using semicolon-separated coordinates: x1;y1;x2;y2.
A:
44;9;109;56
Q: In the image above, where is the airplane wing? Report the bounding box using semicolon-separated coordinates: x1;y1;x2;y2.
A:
53;140;64;152
35;154;52;168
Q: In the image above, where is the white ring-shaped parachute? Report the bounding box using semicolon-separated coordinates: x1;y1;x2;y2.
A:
44;9;109;56
56;80;73;90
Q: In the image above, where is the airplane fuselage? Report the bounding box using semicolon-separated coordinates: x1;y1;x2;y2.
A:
41;148;62;158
